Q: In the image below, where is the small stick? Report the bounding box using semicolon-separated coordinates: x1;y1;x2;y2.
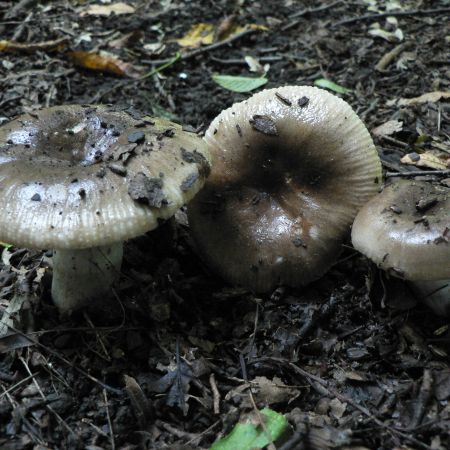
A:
282;1;343;31
103;389;116;450
143;28;260;66
386;170;450;178
9;325;122;395
0;372;37;399
209;373;221;414
20;356;77;438
254;357;434;450
333;7;450;27
248;389;276;450
376;42;411;72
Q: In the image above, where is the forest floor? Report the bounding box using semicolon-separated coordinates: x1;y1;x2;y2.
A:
0;0;449;449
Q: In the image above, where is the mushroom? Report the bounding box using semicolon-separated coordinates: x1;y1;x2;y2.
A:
0;105;210;312
187;86;382;292
351;179;450;316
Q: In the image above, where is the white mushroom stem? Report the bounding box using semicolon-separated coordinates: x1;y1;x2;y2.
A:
410;280;450;317
51;244;123;312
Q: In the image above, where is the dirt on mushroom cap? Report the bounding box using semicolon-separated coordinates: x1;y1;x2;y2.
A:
0;105;211;249
352;180;450;281
188;86;382;292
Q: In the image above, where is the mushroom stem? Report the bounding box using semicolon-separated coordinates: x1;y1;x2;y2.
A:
410;280;450;317
51;244;123;312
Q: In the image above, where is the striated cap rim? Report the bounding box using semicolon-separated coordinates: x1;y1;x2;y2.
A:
0;104;210;249
352;180;450;281
188;85;382;292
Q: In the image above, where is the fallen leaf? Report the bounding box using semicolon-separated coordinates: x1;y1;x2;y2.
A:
148;360;194;415
108;30;144;49
68;50;142;78
212;74;268;92
244;55;264;73
251;376;301;406
372;120;403;137
397;91;450;106
314;78;352;94
401;151;450;170
176;23;215;47
329;397;347;419
80;2;135;17
124;375;153;428
369;24;403;42
0;37;69;53
176;22;267;48
210;408;288;450
396;51;415;70
0;332;33;352
0;274;30;336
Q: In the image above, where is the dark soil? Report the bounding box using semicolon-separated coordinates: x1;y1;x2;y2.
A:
1;1;450;449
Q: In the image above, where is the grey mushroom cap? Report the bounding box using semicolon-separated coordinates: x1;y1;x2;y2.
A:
188;86;382;292
351;180;450;281
0;105;211;249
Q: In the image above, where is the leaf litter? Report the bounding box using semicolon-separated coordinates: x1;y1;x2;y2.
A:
0;0;450;449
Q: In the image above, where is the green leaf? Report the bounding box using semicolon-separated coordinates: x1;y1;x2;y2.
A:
0;241;12;249
314;78;352;95
210;408;288;450
212;74;268;93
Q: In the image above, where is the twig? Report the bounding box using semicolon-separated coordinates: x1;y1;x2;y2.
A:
211;55;283;65
376;42;411;72
184;419;221;446
83;311;111;362
386;169;450;178
8;325;122;395
4;0;36;19
103;389;116;450
282;1;343;31
1;385;45;445
333;7;450;27
255;357;433;450
20;356;77;438
248;390;277;450
0;37;70;53
209;373;221;414
0;372;37;399
140;52;181;79
143;28;260;66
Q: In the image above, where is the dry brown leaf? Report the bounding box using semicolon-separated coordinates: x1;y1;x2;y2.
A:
176;23;215;47
68;50;142;78
398;91;450;106
401;151;450;170
372;120;403;137
0;37;69;53
251;376;300;405
108;30;144;49
224;376;300;407
80;2;135;17
176;22;267;48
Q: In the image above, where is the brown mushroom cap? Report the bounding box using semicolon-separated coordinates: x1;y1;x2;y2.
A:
352;180;450;280
188;86;382;292
0;105;210;249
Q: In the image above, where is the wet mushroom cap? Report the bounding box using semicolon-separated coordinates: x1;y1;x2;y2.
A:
0;105;211;249
188;86;382;292
352;180;450;280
